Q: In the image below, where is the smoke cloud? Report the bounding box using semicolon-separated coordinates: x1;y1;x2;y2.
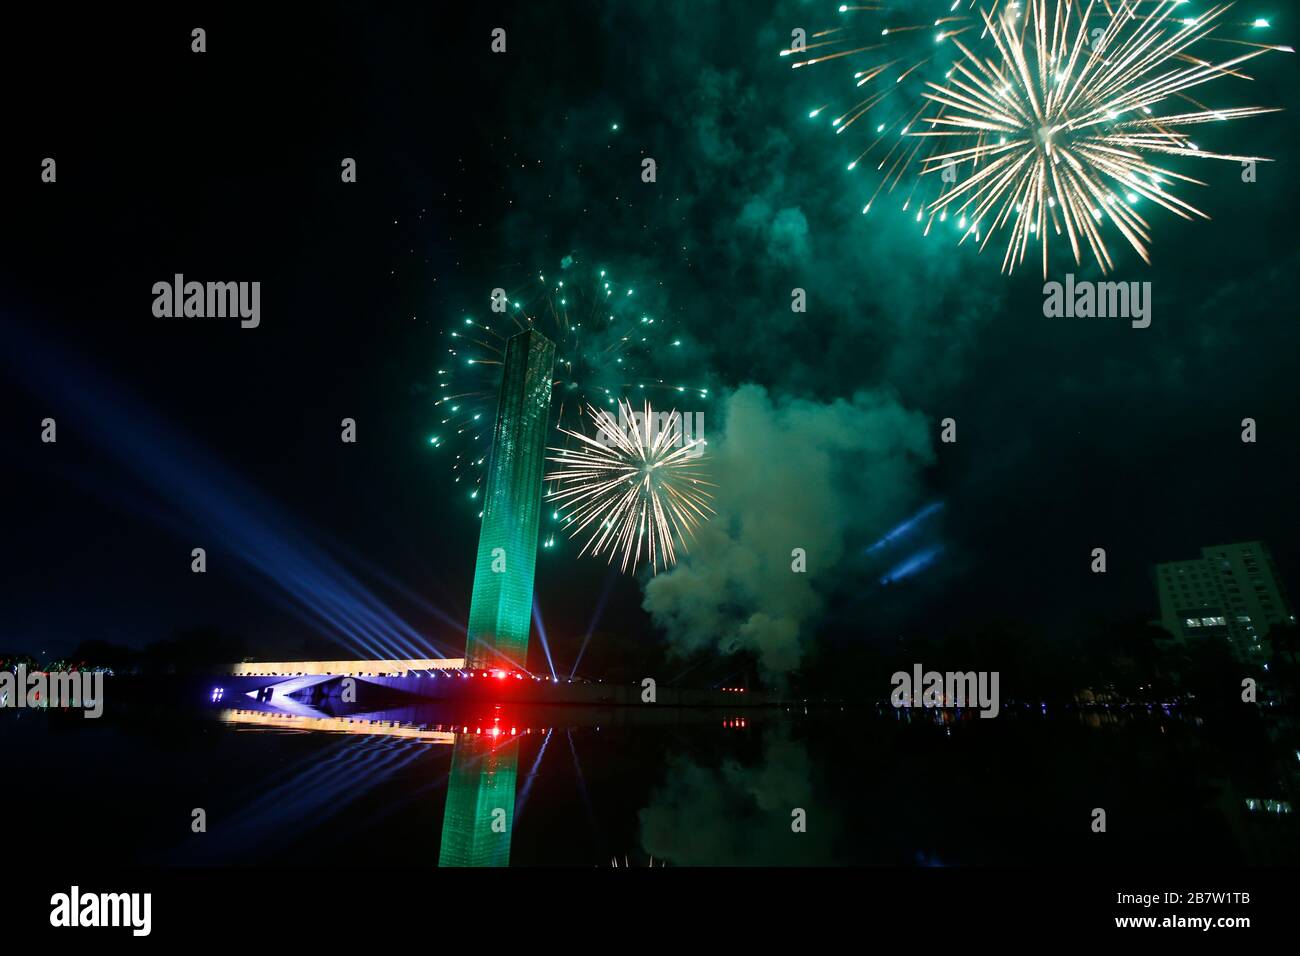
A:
642;384;933;674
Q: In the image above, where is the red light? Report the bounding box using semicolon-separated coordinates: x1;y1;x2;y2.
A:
493;669;506;679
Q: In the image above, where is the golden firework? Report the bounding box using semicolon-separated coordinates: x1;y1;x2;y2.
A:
545;400;716;575
786;1;1291;274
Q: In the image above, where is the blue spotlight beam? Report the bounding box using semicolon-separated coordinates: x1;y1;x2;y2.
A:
531;599;558;681
879;546;945;586
866;501;945;554
568;564;619;680
1;323;456;661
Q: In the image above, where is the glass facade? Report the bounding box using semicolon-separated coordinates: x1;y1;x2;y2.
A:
464;329;556;670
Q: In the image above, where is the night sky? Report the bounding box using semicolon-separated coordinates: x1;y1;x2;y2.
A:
3;3;1297;675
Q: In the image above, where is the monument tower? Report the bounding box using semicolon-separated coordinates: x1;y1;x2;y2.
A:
464;328;556;669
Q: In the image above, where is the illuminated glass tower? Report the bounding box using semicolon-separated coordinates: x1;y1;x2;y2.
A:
465;328;556;669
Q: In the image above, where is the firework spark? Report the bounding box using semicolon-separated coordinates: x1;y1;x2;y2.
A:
787;1;1290;274
915;0;1290;275
429;258;707;515
545;400;716;575
784;1;1002;218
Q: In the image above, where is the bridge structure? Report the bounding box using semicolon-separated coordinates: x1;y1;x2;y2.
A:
215;658;769;708
215;657;466;707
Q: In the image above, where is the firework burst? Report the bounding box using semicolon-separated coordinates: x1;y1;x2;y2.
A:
784;0;995;217
787;1;1290;274
428;258;708;514
545;400;716;575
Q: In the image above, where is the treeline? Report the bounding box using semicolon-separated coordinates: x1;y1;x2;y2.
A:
791;616;1300;709
5;629;259;676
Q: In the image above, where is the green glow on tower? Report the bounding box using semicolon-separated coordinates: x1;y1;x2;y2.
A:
464;328;556;669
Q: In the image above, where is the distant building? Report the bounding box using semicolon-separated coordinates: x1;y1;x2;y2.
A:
1155;541;1296;663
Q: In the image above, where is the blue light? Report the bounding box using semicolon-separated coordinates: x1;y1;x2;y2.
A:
879;546;944;585
531;599;559;681
1;322;462;662
866;501;945;554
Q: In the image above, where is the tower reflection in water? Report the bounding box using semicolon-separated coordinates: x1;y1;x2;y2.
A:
219;701;528;867
438;725;521;867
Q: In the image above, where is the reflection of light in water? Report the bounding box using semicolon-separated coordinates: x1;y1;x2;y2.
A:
439;723;523;867
217;701;739;867
566;728;599;854
514;728;555;823
1244;798;1292;814
218;707;567;740
168;730;434;863
219;709;457;742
